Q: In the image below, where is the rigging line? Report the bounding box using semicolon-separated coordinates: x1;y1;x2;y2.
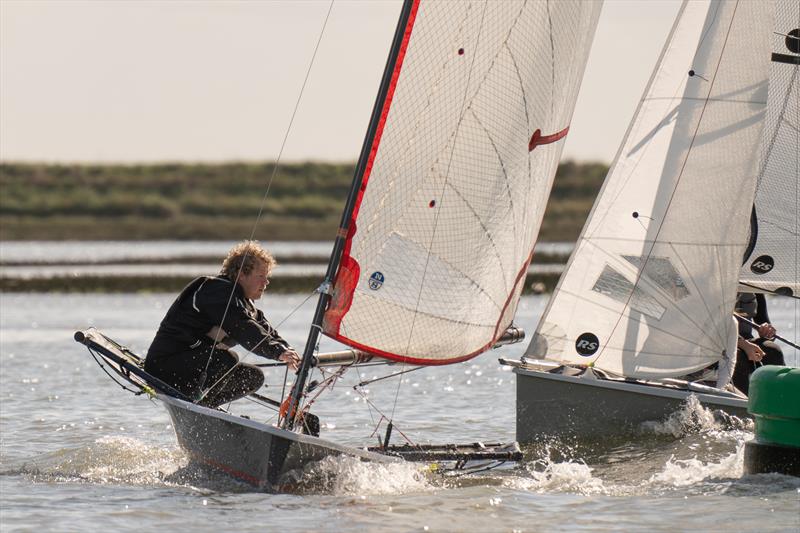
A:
355;389;419;448
202;288;318;398
584;0;697;240
552;286;727;354
197;3;335;401
88;349;143;396
390;0;489;424
355;365;425;387
357;3;472;248
353;364;378;428
401;0;489;360
592;1;743;368
247;0;335;242
666;241;727;350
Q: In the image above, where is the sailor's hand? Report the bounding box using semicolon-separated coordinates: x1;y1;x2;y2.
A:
278;349;301;372
756;322;776;340
743;341;764;363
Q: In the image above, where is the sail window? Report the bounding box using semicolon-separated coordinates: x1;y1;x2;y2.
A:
591;265;666;320
622;255;690;301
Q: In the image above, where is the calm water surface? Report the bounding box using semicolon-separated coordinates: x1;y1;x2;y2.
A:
1;293;798;532
0;241;574;264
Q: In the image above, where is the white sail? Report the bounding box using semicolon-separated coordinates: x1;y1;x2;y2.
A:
526;0;775;379
323;0;602;364
739;0;799;297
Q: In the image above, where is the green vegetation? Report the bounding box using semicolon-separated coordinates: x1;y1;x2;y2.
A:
0;161;607;242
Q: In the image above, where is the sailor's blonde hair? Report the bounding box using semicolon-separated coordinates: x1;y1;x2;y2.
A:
220;240;276;281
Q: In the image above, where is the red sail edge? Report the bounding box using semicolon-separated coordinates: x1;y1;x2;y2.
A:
322;0;420;337
325;251;533;366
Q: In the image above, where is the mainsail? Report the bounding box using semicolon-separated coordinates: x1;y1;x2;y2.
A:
321;0;602;364
526;0;775;379
739;0;799;297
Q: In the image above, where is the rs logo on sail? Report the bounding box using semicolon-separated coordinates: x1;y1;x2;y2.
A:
750;255;774;274
575;332;600;356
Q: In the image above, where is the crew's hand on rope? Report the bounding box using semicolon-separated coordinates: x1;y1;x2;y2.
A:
756;322;776;340
278;349;301;371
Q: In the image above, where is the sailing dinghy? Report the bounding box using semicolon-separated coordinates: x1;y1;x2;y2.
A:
502;0;799;443
76;0;602;489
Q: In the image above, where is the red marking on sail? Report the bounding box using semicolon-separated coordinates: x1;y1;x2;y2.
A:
528;126;569;152
323;0;420;337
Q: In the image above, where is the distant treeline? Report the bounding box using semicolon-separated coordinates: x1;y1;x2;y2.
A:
0;161;608;241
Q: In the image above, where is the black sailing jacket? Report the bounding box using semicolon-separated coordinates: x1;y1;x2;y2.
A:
146;276;290;362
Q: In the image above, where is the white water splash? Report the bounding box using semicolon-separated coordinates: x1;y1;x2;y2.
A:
510;449;606;495
287;455;433;495
640;395;752;437
649;445;745;487
6;435;187;486
82;435;186;484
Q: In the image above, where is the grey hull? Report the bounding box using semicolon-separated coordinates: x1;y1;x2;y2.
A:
160;394;397;490
513;367;749;443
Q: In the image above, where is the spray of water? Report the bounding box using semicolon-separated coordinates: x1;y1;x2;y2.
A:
2;435;186;486
640;395;752;437
280;455;434;495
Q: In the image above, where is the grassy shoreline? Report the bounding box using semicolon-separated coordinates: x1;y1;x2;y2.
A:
0;161;607;243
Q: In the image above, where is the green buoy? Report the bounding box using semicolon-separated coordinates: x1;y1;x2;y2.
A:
743;366;800;477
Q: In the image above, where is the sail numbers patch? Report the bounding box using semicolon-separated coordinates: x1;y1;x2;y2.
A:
750;255;774;275
575;332;599;356
368;271;385;290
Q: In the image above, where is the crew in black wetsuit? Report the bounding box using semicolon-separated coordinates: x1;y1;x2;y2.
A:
732;292;785;395
145;241;300;407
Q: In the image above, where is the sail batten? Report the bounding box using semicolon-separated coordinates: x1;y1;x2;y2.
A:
526;0;777;379
323;0;602;364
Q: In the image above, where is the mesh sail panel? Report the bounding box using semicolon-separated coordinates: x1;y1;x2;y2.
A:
739;0;799;297
527;0;775;378
322;0;602;364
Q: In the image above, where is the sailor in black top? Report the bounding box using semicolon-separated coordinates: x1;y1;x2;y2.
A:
145;241;300;407
731;292;785;395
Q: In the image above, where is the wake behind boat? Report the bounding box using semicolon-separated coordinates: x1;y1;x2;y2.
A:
502;0;799;442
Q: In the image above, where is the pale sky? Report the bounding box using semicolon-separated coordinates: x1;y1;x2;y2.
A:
0;0;682;164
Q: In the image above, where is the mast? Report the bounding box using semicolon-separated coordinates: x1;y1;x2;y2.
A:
282;0;418;430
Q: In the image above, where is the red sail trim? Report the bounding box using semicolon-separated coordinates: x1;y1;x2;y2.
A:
326;251;535;366
528;126;570;152
323;0;421;336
